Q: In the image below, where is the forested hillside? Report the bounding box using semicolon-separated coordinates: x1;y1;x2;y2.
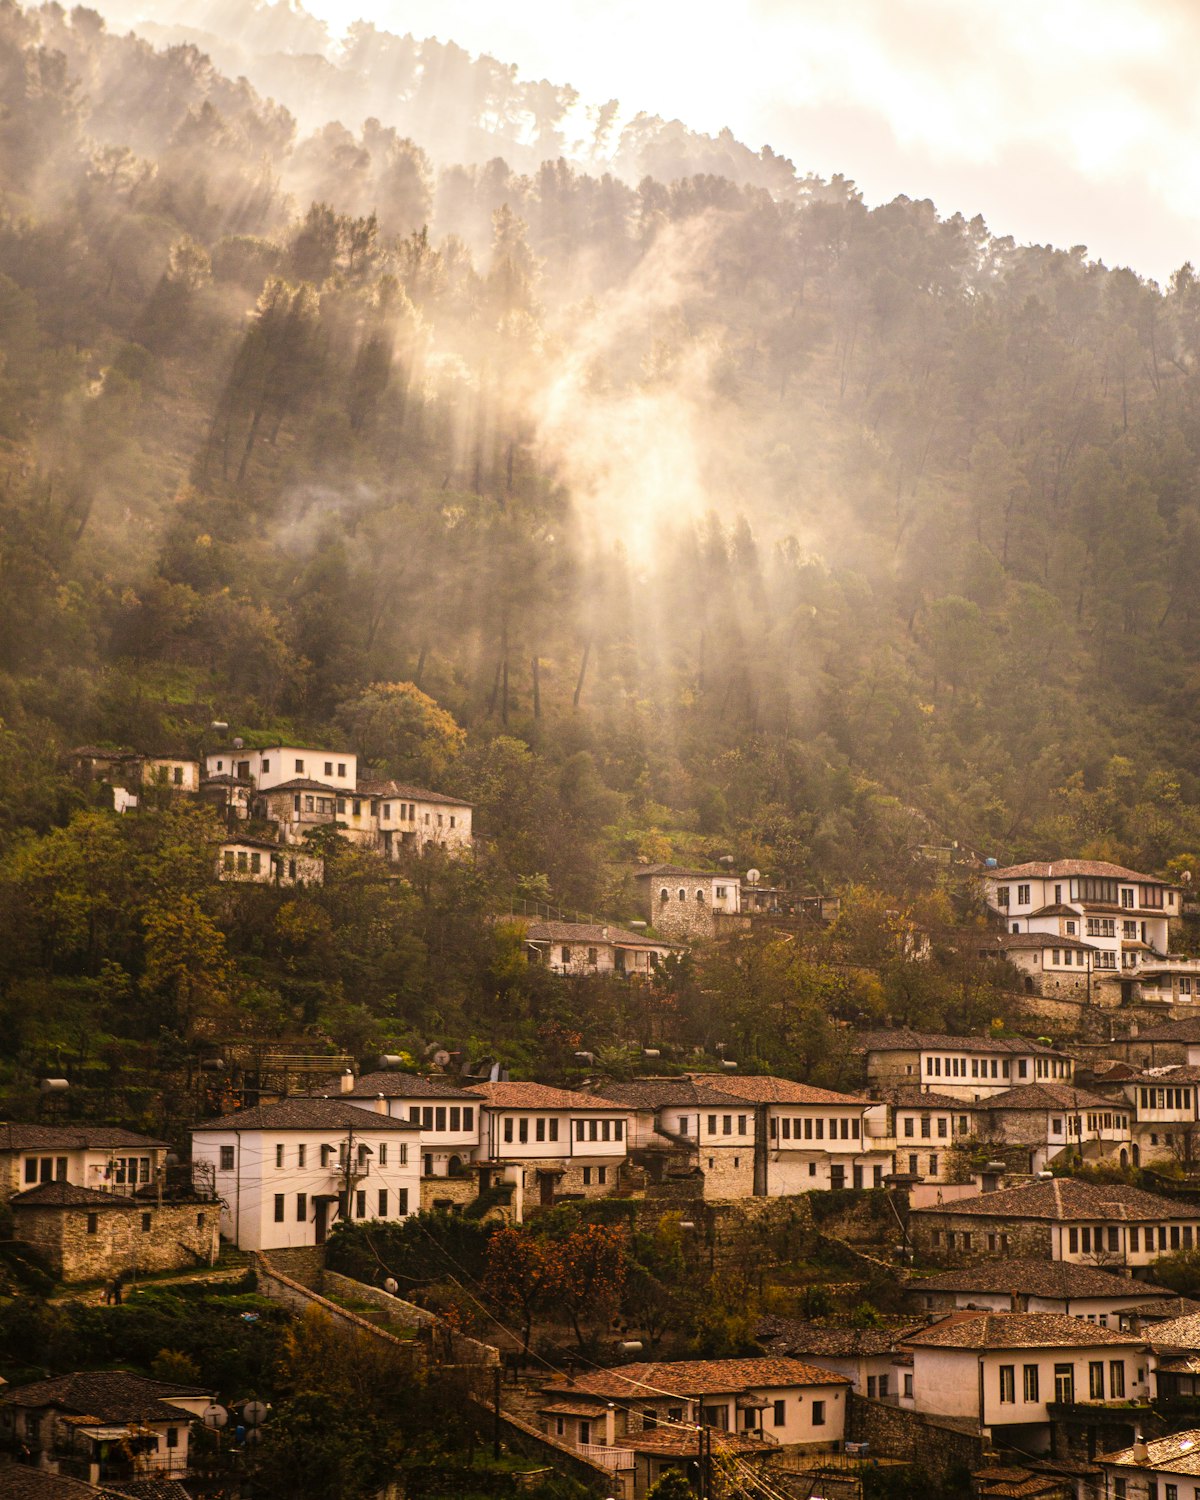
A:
2;0;1200;1101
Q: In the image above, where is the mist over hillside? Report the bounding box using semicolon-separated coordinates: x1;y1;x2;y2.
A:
3;0;1200;920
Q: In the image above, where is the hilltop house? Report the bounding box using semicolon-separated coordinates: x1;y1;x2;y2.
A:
982;860;1199;1003
632;865;743;941
901;1311;1147;1455
217;836;323;886
1097;1431;1200;1500
71;748;200;812
0;1126;169;1206
515;919;679;978
308;1069;481;1184
755;1316;923;1404
0;1372;213;1486
909;1177;1200;1270
872;1087;975;1182
538;1356;849;1497
860;1030;1073;1101
190;1098;421;1250
972;1083;1133;1173
467;1081;633;1216
906;1261;1172;1324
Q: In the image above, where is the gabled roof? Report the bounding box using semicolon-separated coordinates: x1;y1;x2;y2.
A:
0;1467;125;1500
1126;1295;1200;1320
356;778;472;807
911;1259;1165;1300
990;932;1097;954
977;1083;1118;1113
1028;903;1082;917
989;860;1166;882
10;1182;139;1210
468;1081;629;1112
858;1029;1066;1057
520;919;678;950
582;1078;746;1110
688;1074;868;1107
0;1125;168;1152
1146;1312;1200;1350
192;1099;419;1132
879;1087;973;1110
311;1071;478;1101
0;1371;210;1424
1098;1430;1200;1475
1130;1018;1200;1043
756;1314;924;1357
903;1311;1144;1350
910;1177;1192;1223
543;1356;850;1400
258;778;341;794
633;865;727;880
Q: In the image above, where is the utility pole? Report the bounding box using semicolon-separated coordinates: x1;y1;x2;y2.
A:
492;1365;502;1460
342;1126;356;1225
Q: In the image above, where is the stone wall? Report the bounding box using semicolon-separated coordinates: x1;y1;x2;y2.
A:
421;1175;479;1214
14;1200;219;1283
323;1269;498;1367
846;1394;982;1485
908;1207;1051;1264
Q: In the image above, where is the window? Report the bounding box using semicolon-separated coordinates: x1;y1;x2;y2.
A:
587;947;598;965
1017;884;1030;905
937;1118;947;1138
356;1190;366;1218
997;887;1010;907
904;1374;913;1398
723;1116;733;1135
220;1145;235;1171
1110;1361;1125;1398
904;1118;914;1137
397;1189;409;1214
772;1399;785;1425
547;1118;556;1142
583;1167;592;1186
660;888;669;903
561;946;571;964
86;1212;98;1234
297;1193;307;1221
273;1195;285;1222
295;759;304;773
503;1118;513;1143
929;1155;938;1175
867;1376;876;1398
1089;1362;1104;1399
377;1143;387;1166
1023;1365;1039;1402
812;1401;826;1426
166;1426;179;1448
276;1144;284;1169
1121;887;1135;908
920;1117;931;1139
519;1119;528;1144
1053;1364;1074;1403
338;762;347;777
321;1144;333;1167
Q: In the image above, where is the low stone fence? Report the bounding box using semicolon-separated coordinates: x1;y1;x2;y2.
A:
322;1269;498;1367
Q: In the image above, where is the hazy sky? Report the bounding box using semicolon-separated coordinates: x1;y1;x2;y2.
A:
299;0;1198;284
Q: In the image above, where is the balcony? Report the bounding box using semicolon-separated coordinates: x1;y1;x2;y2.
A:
577;1443;634;1471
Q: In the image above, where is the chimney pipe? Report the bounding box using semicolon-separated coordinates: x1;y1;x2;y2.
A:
340;1069;354;1094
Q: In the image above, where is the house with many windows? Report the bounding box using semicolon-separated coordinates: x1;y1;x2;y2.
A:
308;1069;481;1182
632;865;743;941
905;1260;1172;1324
902;1312;1147;1455
860;1030;1074;1101
0;1126;169;1205
1096;1430;1200;1500
1119;1067;1200;1167
871;1087;975;1181
972;1083;1133;1173
517;919;679;978
190;1098;421;1250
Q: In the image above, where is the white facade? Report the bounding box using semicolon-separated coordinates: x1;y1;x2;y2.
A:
863;1031;1074;1102
217;840;323;886
521;920;677;977
763;1101;892;1192
205;745;359;794
191;1103;420;1250
1;1132;168;1204
332;1071;483;1177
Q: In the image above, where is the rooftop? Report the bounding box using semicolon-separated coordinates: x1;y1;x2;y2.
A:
468;1080;630;1111
10;1182;140;1210
356;778;472;807
756;1315;924;1357
910;1260;1166;1300
687;1074;868;1107
0;1371;209;1425
989;860;1167;883
1147;1312;1200;1349
192;1098;420;1132
910;1176;1193;1223
1098;1430;1200;1475
858;1029;1066;1057
634;865;728;880
878;1087;974;1110
977;1082;1118;1113
543;1357;851;1401
0;1125;168;1152
520;919;678;950
310;1071;478;1101
904;1311;1144;1351
0;1466;127;1500
989;933;1097;954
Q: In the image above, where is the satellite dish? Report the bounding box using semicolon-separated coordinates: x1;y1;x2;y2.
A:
233;737;244;749
384;1277;399;1294
432;1049;451;1068
203;1404;229;1429
241;1400;268;1427
746;869;761;886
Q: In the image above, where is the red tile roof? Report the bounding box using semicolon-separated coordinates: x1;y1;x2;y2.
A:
904;1311;1144;1350
910;1176;1192;1223
468;1081;631;1111
989;860;1166;882
688;1074;868;1106
544;1356;850;1400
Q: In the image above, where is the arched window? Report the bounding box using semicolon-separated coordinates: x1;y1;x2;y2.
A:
696;888;706;903
660;888;670;904
678;888;687;902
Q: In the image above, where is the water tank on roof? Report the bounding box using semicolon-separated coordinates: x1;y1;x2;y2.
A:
985;857;998;869
378;1055;404;1070
40;1078;69;1093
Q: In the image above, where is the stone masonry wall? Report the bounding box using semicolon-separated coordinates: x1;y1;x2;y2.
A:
908;1208;1051;1264
420;1175;478;1213
846;1394;983;1484
15;1201;218;1282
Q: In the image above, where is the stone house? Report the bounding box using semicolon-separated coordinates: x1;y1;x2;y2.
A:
902;1311;1148;1456
1120;1067;1200;1167
909;1177;1200;1270
872;1087;975;1182
357;779;473;855
467;1080;632;1216
517;919;679;978
309;1069;481;1180
632;865;743;942
1135;1311;1200;1402
9;1182;219;1283
906;1260;1173;1326
1096;1431;1200;1500
859;1030;1074;1101
976;931;1105;999
216;837;323;887
538;1356;850;1499
0;1126;169;1206
71;748;200;809
190;1098;421;1250
0;1371;213;1486
972;1083;1133;1173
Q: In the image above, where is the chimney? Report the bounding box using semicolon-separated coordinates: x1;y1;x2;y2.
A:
340;1070;354;1094
1132;1435;1149;1464
605;1403;616;1446
374;1095;387;1115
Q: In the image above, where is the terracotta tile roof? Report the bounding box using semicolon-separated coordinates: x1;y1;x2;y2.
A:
876;1087;970;1110
911;1260;1165;1300
990;933;1097;954
104;1481;194;1500
903;1312;1144;1350
688;1074;868;1106
544;1357;850;1401
1130;1018;1200;1043
0;1126;168;1152
1098;1430;1200;1474
586;1079;702;1109
910;1177;1192;1223
10;1183;139;1210
989;860;1166;882
627;1427;769;1457
258;778;341;794
521;920;679;950
857;1029;1066;1057
329;1071;478;1100
1129;1065;1200;1084
356;778;472;807
0;1468;122;1500
192;1098;419;1131
468;1081;631;1111
756;1315;924;1356
1027;903;1082;917
977;1083;1118;1112
0;1371;209;1424
1125;1295;1200;1320
1146;1312;1200;1349
201;774;253;786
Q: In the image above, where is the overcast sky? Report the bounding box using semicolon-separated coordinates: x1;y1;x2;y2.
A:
297;0;1199;284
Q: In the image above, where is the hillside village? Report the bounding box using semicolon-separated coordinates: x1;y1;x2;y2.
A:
12;742;1200;1498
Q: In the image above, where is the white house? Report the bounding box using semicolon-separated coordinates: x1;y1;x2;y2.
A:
467;1080;633;1214
1123;1067;1200;1167
0;1125;169;1205
517;919;679;978
217;837;323;886
902;1311;1148;1453
1097;1431;1200;1500
872;1087;975;1182
190;1098;421;1250
860;1029;1074;1101
204;744;358;795
313;1069;482;1179
756;1316;921;1405
907;1260;1173;1326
